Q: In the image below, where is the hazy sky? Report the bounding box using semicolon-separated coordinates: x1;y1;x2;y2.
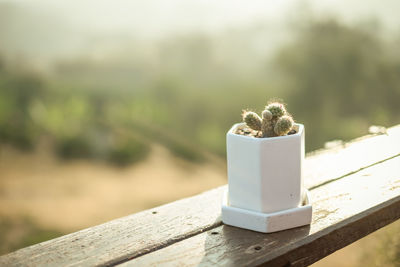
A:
1;0;400;63
4;0;400;38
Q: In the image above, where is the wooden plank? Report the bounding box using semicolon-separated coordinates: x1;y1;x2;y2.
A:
121;156;400;267
0;187;224;267
0;125;399;266
304;124;400;189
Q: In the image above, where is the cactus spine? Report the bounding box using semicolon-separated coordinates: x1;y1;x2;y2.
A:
242;101;294;137
274;115;294;136
242;111;262;131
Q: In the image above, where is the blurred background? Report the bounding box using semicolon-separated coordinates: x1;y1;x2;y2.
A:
0;0;399;265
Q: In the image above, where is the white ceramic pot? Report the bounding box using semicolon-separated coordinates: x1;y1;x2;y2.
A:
226;123;305;213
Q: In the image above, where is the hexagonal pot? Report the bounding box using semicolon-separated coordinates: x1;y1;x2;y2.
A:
226;123;305;213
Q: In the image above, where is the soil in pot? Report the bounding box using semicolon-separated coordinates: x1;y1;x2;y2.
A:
234;125;297;138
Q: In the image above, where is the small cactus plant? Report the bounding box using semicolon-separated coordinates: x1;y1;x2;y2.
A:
242;101;294;137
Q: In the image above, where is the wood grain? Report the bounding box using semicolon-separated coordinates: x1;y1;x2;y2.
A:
304;124;400;189
0;187;224;267
0;125;399;267
122;156;400;267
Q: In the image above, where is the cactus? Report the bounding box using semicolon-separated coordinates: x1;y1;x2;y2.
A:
274;115;294;136
242;101;294;137
242;111;262;131
266;102;286;118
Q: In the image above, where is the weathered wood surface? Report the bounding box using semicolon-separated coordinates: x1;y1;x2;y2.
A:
0;187;224;267
123;155;400;266
0;124;399;267
304;124;400;189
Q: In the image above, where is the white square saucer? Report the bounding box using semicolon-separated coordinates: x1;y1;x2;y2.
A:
221;188;312;233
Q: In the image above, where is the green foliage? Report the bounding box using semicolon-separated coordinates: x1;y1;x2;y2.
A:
0;217;63;255
108;137;150;166
0;69;44;150
17;229;64;252
276;18;400;150
166;142;205;162
0;16;400;163
55;136;94;159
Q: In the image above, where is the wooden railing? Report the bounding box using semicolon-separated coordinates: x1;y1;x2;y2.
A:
1;125;400;266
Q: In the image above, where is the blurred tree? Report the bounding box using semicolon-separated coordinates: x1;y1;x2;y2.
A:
275;19;400;150
0;62;45;149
